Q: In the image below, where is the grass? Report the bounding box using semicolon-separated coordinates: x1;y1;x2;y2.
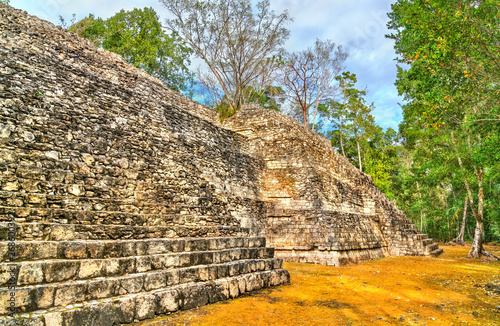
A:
134;244;500;325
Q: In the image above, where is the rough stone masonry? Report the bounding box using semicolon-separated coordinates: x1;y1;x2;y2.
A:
0;4;441;326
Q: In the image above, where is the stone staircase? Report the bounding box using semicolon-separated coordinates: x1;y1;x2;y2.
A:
421;236;444;257
0;220;289;325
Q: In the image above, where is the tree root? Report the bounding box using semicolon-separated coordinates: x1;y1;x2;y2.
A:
481;250;500;261
451;238;465;246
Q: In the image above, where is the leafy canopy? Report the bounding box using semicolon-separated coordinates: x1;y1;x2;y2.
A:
70;7;194;93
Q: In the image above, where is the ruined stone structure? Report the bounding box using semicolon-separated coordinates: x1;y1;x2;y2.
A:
0;4;440;325
224;106;443;265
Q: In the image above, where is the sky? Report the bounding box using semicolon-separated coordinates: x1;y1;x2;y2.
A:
10;0;405;130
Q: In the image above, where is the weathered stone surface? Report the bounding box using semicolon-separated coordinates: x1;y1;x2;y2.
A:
224;104;442;264
0;3;437;325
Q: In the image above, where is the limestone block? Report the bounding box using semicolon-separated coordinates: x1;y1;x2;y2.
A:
0;287;32;314
63;301;119;326
135;294;155;320
32;285;56;309
0;264;19;287
163;254;180;268
36;242;58;259
135;241;148;256
144;271;167;291
118;257;136;274
178;253;190;267
15;242;35;260
219;250;231;263
135;256;151;273
155;289;179;314
122;241;136;257
86;242;104;259
227;262;239;277
50;225;76;241
165;269;180;286
78;259;103;279
18;262;44;285
59;241;87;259
245;273;262;292
54;281;86;306
119;275;144;294
150;254;166;269
217;264;229;278
179;267;198;284
87;278;120;300
170;239;185;252
148;239;171;255
212;279;230;302
102;259;120;276
43;261;78;283
180;283;209;310
228;278;240;298
113;295;135;324
236;275;247;294
44;311;63;326
102;242;123;258
229;248;241;261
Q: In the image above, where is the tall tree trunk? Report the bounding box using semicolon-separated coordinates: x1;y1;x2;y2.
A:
356;137;362;172
450;131;499;260
453;198;467;245
302;105;308;127
416;181;425;232
469;220;484;258
339;115;346;156
311;100;319;131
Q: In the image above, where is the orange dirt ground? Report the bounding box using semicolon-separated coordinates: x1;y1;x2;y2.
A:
134;245;500;325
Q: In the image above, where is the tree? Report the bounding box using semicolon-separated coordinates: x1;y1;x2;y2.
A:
320;72;374;172
160;0;292;115
280;39;347;128
69;8;194;93
387;0;500;259
321;72;359;156
0;0;10;4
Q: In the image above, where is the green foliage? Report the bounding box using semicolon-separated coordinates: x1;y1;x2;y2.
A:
386;0;500;243
242;85;285;112
69;8;194;93
0;0;10;5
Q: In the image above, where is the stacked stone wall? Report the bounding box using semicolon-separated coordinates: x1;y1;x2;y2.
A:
0;5;266;237
224;104;442;265
0;5;288;325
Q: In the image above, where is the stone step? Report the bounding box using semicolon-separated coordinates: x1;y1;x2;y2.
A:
1;247;275;287
5;269;290;326
428;248;444;257
424;243;439;253
403;229;417;234
0;205;238;227
414;234;428;240
0;257;283;315
421;238;434;246
0;236;266;262
0;222;248;241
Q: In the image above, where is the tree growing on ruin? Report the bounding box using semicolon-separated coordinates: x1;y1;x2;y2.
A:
160;0;292;117
69;8;194;93
279;39;348;129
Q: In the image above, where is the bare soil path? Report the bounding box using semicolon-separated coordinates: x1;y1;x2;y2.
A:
134;245;500;325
